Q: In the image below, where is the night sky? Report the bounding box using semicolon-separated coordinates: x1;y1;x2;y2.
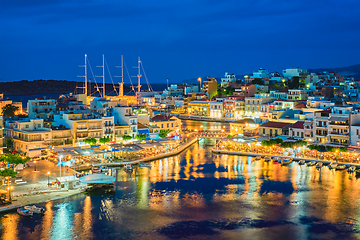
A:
1;0;359;84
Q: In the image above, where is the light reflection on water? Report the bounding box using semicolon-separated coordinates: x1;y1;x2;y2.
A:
1;138;360;239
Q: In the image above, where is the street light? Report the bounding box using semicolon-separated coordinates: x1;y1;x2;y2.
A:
34;160;37;172
198;77;202;91
47;172;50;187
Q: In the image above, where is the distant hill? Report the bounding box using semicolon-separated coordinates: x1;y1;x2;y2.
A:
0;80;131;96
308;64;360;80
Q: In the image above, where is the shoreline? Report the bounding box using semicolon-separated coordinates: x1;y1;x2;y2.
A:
0;187;89;213
212;149;360;168
0;138;199;213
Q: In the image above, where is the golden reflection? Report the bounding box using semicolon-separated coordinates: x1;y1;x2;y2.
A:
1;212;20;240
40;201;54;240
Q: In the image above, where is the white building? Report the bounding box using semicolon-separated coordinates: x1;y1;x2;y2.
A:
113;106;137;137
27;99;56;119
282;67;307;78
252;68;270;79
209;100;223;118
220;72;236;87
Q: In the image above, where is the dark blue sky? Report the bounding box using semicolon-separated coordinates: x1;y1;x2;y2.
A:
1;0;359;84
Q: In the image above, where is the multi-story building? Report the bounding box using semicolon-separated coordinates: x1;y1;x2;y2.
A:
220;72;236;87
313;110;330;144
282;67;307;78
258;121;292;137
288;121;305;139
327;106;352;146
53;112;115;145
51;125;73;146
230;119;257;136
202;77;218;99
188;100;210;116
9;119;52;157
245;96;275;117
113;106;137;137
114;124;131;141
287;89;309;100
150;115;181;132
28;99;57;119
209;100;223;118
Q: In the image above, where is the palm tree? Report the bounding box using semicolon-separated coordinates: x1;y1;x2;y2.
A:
2;104;19;118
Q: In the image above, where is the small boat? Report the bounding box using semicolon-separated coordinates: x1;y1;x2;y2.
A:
123;164;133;173
24;205;45;214
273;157;279;162
281;158;292;165
92;167;101;173
307;161;316;167
298;160;306;165
328;163;338;170
264;157;271;162
17;208;33;217
336;165;346;170
99;165;109;172
316;162;323;169
139;162;151;168
254;156;262;161
348;166;356;173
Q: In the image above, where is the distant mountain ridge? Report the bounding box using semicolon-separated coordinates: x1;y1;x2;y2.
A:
308;64;360;80
0;79;130;96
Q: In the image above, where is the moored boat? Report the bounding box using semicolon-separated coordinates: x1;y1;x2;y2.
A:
316;162;323;169
24;205;45;214
273;157;280;162
92;167;101;173
254;156;262;161
281;158;292;165
298;160;306;165
17;208;33;217
123;164;133;173
336;164;346;170
264;157;271;162
348;166;356;173
307;161;316;167
328;162;338;169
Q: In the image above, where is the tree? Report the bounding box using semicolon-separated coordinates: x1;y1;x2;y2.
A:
2;104;19;118
0;168;17;179
135;134;146;141
159;129;172;138
99;137;111;144
122;135;132;141
251;78;263;85
6;138;13;150
0;153;30;170
84;138;97;145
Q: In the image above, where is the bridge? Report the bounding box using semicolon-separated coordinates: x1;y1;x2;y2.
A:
193;131;228;139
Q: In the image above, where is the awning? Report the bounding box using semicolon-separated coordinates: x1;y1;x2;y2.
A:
304;122;312;126
138;129;150;134
79;174;115;184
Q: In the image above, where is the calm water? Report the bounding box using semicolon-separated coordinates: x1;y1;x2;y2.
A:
1;139;360;240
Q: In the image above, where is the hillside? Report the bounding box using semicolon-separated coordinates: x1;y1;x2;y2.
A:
308;64;360;80
0;80;131;96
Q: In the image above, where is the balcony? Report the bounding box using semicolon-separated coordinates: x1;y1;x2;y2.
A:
13;136;44;142
77;127;88;132
328;121;348;126
89;126;102;131
329;132;349;138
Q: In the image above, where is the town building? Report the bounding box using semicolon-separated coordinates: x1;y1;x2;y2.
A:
282;67;307;78
202;77;218;99
150;115;181;132
230;119;257;136
112;106;137;137
258;121;292;137
27;98;57;119
0;116;4;154
209;100;223;118
220;72;236;87
188;100;210;116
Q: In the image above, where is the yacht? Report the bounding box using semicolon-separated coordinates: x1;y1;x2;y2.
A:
316;162;323;169
307;161;316;167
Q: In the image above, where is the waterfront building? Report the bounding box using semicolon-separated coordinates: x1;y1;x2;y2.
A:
327;106;352;146
258;121;292;137
313;110;330;144
112;106;137;137
244;96;275;117
230;119;257;136
51;125;73;146
53;112;115;145
288;121;305;139
9;119;52;157
202;77;218;99
149;115;181;132
188;100;210;116
282;67;307;78
114;124;131;141
27;98;57;119
0;99;23;116
220;72;236;87
209;100;224;118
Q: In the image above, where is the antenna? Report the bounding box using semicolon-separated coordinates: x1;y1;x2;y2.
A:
96;54;105;97
77;54;87;96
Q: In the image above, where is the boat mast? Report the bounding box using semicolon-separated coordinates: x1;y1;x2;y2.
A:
137;57;142;92
77;54;87;96
96;54;106;98
115;55;124;97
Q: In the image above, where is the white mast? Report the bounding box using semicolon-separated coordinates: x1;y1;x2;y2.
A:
137;57;142;93
116;55;124;97
77;54;87;96
96;54;106;98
